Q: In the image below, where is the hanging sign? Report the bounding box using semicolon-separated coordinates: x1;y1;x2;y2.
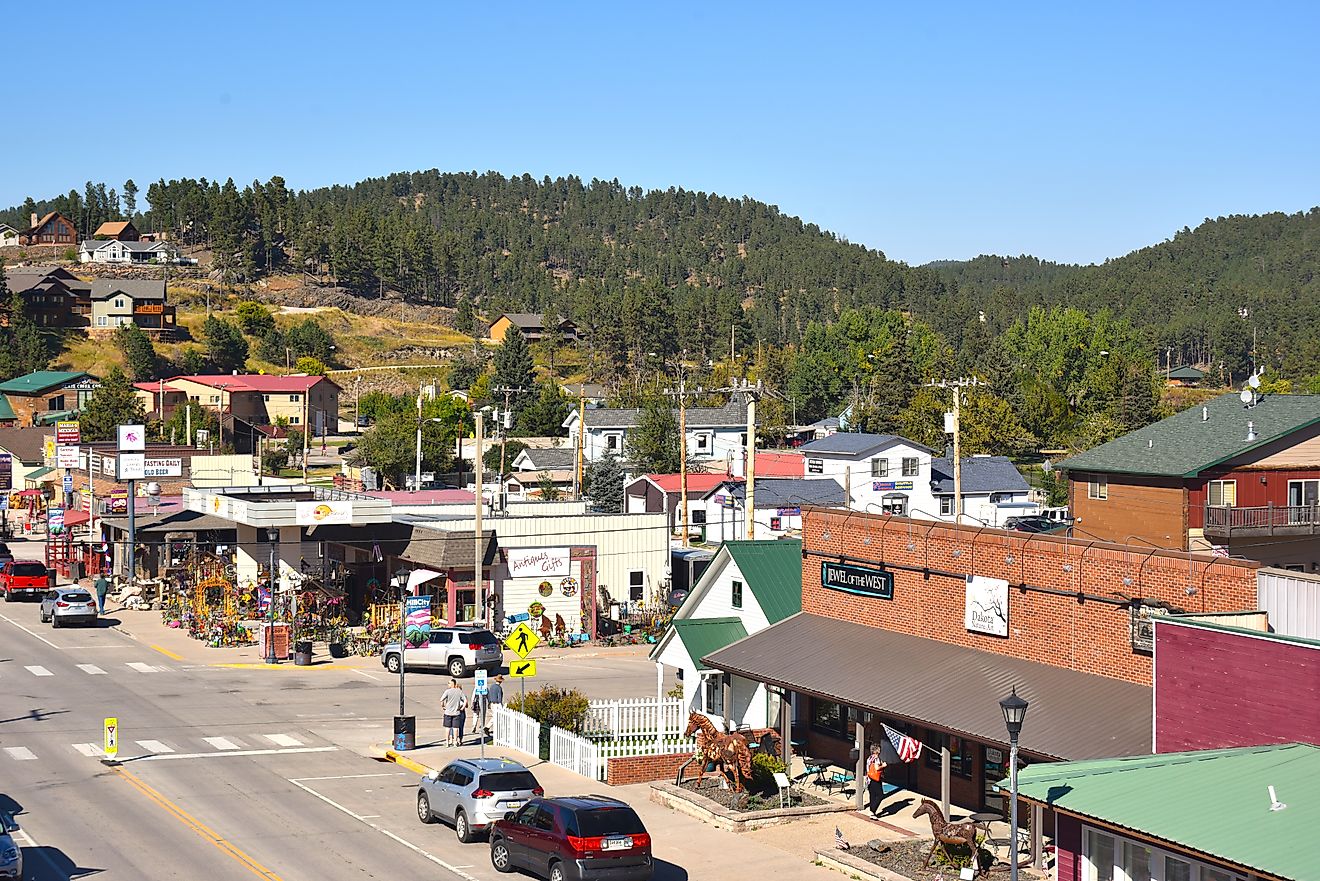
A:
56;445;80;469
404;595;431;649
821;561;894;599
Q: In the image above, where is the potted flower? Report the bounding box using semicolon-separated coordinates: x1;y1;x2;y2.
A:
328;625;349;659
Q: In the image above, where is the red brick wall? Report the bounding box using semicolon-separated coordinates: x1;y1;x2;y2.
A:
1154;621;1320;753
605;751;694;786
801;509;1258;685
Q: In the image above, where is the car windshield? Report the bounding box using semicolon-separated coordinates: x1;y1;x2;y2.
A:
62;592;93;602
576;807;646;837
479;771;538;791
13;563;45;576
464;630;498;646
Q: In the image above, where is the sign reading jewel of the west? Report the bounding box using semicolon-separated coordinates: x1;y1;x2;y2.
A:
821;560;894;600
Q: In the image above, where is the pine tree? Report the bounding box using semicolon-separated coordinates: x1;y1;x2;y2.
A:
203;316;249;373
492;327;535;421
515;382;570;437
453;295;477;338
585;451;624;513
123;179;138;216
626;397;682;472
10;292;48;377
79;368;146;441
115;322;159;382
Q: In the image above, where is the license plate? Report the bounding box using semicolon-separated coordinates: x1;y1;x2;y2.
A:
503;801;523;809
602;837;632;851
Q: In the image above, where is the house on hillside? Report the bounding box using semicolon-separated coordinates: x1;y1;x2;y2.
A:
92;220;140;241
696;477;847;543
90;279;176;337
0;372;100;426
504;446;579;501
140;374;341;436
565;399;749;471
79;238;183;265
559;382;608;407
651;539;802;732
4;265;91;327
488;313;578;343
1165;365;1206;387
0;224;19;247
1062;392;1320;570
19;212;77;246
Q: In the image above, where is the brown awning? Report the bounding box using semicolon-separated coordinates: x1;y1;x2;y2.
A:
702;612;1152;761
318;522;498;572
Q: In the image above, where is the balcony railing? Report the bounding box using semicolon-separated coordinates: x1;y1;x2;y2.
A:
1203;504;1320;538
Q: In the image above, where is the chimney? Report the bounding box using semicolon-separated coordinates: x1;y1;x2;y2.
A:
1246;421;1257;442
1201;406;1209;422
29;212;37;229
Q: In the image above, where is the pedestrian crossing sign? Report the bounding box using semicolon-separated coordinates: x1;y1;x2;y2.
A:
104;717;118;759
504;623;540;658
508;660;537;678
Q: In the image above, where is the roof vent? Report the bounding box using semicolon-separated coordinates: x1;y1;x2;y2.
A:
1201;406;1209;422
1246;421;1257;442
1147;439;1153;449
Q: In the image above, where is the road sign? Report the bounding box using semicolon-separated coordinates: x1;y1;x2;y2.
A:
62;474;74;494
104;717;118;759
56;421;80;445
508;660;537;678
117;424;145;452
474;668;489;697
504;622;540;658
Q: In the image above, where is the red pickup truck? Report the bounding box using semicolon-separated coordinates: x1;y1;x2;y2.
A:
1;561;49;602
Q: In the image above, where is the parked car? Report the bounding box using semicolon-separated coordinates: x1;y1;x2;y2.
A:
40;586;99;627
0;810;21;880
489;795;652;881
1;560;48;602
1004;515;1068;534
0;543;13;567
417;758;543;842
382;626;503;677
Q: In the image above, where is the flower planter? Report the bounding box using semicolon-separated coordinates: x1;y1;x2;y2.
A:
294;640;314;666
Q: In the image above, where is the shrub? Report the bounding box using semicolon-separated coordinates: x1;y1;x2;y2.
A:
507;685;590;733
749;751;786;793
62;247;78;262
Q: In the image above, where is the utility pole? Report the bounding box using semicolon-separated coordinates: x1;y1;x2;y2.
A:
414;381;424;493
743;383;760;540
663;359;700;549
492;386;527;510
474;410;486;628
573;386;586;499
927;377;982;525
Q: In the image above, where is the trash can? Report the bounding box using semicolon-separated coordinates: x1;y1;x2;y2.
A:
294;640;313;666
48;569;57;589
394;715;416;751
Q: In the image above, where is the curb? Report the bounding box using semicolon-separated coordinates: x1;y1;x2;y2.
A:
383;748;434;776
209;662;359;670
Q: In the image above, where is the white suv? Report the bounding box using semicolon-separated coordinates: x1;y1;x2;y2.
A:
382;626;503;678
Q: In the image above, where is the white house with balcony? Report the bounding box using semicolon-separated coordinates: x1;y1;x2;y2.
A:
563;398;749;471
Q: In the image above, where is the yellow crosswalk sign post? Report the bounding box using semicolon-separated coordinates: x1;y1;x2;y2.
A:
104;717;118;760
509;659;537;678
504;623;540;659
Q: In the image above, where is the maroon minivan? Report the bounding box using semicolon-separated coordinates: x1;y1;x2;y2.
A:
488;795;652;881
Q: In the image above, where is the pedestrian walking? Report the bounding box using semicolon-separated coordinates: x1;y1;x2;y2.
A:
441;679;467;747
865;744;888;817
93;572;111;614
485;675;505;737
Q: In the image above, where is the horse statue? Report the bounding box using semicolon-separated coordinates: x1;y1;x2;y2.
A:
913;799;982;872
683;712;753;793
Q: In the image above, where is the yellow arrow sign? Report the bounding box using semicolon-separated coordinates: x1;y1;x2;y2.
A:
504;623;540;658
104;717;119;758
508;659;537;678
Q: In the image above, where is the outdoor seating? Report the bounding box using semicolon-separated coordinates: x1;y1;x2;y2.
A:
826;768;856;794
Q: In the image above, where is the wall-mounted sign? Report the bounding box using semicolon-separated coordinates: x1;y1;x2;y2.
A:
55;421;80;445
294;501;353;526
56;445;79;469
507;547;571;578
776;506;801;516
1130;603;1170;653
807;458;824;474
965;575;1009;637
872;481;914;492
821;560;894;600
715;494;735;509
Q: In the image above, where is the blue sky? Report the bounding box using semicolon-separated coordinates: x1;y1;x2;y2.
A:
9;1;1318;265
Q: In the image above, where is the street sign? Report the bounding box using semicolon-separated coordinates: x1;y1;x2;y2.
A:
104;717;118;759
508;660;537;678
116;453;146;480
56;421;80;445
62;474;74;494
117;424;146;452
504;622;540;658
56;445;79;469
474;668;489;697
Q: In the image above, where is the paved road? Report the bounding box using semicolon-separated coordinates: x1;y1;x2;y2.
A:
0;597;578;881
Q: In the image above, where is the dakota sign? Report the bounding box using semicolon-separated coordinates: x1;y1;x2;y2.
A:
507;547;571;578
964;575;1009;637
821;560;894;600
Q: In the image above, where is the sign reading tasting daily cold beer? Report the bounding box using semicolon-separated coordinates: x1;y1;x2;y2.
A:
821;560;894;600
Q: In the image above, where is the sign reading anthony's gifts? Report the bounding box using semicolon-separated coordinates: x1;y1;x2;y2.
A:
821;560;894;600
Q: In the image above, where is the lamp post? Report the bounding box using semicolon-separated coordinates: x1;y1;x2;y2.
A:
393;569;415;750
999;687;1029;881
265;527;279;664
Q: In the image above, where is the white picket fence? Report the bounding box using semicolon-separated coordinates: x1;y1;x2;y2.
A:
583;698;685;739
550;727;600;780
491;705;539;758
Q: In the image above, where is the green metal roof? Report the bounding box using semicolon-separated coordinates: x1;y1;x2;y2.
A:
1060;392;1320;477
33;409;78;425
723;538;803;623
670;617;748;671
1009;743;1320;881
0;371;89;396
1166;365;1206;381
0;396;15;421
25;466;55;479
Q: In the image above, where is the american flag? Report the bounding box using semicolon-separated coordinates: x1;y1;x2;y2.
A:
834;826;849;851
883;724;924;763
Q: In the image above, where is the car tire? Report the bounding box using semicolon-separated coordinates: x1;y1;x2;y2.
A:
448;657;466;678
490;839;514;873
51;615;61;628
2;590;9;602
40;608;48;623
548;860;566;881
386;654;402;674
417;791;435;824
455;808;473;843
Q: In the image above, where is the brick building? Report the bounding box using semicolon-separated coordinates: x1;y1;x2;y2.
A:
702;506;1259;813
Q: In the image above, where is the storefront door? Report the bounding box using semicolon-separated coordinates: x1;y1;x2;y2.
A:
982;744;1007;813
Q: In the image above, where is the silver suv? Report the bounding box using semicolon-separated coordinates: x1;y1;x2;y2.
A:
381;626;502;678
417;758;542;842
40;586;98;627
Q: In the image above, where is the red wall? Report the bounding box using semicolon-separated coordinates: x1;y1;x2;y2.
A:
1187;468;1320;528
1154;620;1320;752
802;509;1259;685
1056;813;1082;881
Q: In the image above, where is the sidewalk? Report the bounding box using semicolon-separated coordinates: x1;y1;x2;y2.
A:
372;723;867;881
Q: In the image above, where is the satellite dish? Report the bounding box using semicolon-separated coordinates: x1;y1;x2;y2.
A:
1240;388;1254;404
1248;373;1261;389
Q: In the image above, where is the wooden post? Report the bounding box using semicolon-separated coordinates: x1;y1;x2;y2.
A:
941;745;952;820
854;714;866;810
745;392;756;539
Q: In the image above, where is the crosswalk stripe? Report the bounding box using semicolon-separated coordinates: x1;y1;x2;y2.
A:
77;664;107;675
5;747;37;761
263;733;303;747
25;665;52;677
127;662;160;673
72;743;103;757
202;736;241;751
136;740;174;753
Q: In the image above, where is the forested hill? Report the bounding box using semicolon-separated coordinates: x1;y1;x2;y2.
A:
4;173;1319;377
929;209;1320;379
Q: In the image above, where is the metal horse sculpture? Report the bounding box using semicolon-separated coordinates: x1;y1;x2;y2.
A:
684;712;753;793
913;799;982;872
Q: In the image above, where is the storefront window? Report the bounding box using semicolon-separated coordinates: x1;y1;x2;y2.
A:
1163;857;1191;881
924;731;973;777
810;698;848;738
704;674;724;717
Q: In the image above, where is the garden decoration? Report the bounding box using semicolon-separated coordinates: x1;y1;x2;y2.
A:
913;799;982;873
684;711;754;793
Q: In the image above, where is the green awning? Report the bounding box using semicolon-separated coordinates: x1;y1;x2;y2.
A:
34;410;77;425
669;617;748;671
25;466;55;480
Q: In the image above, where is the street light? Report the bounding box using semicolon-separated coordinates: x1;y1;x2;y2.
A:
394;569;415;750
265;527;280;664
1000;687;1029;881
